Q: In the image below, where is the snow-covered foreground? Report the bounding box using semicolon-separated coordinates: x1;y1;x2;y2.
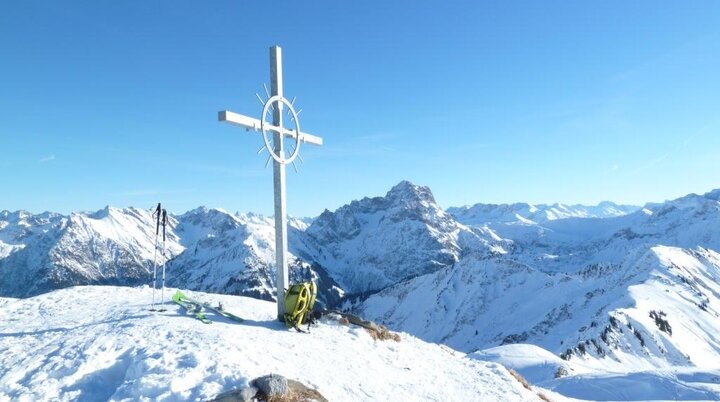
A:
472;344;720;401
0;286;542;401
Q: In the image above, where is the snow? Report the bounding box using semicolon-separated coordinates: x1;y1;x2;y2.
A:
471;345;720;400
0;286;541;401
471;344;576;383
4;182;720;400
447;201;640;226
358;244;720;362
302;181;507;294
543;369;720;401
0;240;23;260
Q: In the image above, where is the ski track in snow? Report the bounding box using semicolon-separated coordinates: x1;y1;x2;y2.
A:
0;286;541;402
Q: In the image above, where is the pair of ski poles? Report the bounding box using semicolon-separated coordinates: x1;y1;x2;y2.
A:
151;203;169;311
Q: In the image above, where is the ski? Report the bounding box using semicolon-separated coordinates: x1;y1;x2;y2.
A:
173;290;244;323
201;303;245;323
172;291;212;324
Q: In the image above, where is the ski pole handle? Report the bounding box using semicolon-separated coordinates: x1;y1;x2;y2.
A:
162;209;167;242
153;203;161;235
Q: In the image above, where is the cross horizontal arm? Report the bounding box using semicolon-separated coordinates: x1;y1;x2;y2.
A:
218;110;323;146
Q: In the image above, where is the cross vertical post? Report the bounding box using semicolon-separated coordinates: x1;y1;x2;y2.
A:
270;46;289;320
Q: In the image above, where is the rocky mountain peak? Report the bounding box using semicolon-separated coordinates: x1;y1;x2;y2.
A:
0;210;32;223
385;180;436;205
309;181;448;240
704;188;720;201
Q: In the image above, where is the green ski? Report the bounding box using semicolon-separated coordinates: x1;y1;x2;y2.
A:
172;290;245;323
200;303;245;323
172;291;212;324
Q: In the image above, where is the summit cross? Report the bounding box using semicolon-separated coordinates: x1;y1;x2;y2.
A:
218;45;324;320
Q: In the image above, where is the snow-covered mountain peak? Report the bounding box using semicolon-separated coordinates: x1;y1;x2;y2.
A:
0;209;42;226
182;206;232;218
385;181;456;227
236;211;267;222
309;181;448;237
704;188;720;201
385;180;437;205
174;208;248;250
83;205;150;222
184;205;211;215
643;190;720;217
0;209;20;219
660;193;714;210
301;181;508;294
87;205;113;219
179;207;245;231
449;200;640;226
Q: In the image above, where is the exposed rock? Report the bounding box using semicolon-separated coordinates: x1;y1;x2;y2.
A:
210;375;327;402
252;374;289;398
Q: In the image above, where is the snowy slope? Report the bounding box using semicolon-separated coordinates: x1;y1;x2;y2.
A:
356;245;720;367
0;286;543;402
471;344;575;384
356;245;720;399
470;344;720;400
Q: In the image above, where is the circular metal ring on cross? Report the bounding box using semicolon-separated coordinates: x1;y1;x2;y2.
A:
260;95;301;165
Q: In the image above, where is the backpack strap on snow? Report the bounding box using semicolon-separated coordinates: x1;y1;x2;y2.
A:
283;281;317;331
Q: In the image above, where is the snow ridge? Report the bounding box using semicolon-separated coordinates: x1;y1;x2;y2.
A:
448;200;640;226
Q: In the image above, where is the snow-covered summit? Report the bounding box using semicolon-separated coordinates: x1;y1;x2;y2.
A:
0;286;543;401
384;180;438;208
302;181;506;295
704;188;720;201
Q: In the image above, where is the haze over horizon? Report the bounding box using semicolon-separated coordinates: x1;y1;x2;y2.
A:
4;179;717;218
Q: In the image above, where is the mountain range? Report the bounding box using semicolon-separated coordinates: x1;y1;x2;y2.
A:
2;181;720;389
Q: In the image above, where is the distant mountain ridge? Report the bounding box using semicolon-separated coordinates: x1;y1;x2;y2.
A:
2;182;720;377
0;206;177;297
448;200;640;226
353;186;720;375
0;184;711;300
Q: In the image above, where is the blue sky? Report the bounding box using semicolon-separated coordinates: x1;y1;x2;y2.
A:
1;1;719;216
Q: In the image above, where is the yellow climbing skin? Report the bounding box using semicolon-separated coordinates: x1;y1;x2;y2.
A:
283;281;317;327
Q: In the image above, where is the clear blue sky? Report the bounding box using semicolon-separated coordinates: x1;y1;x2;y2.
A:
2;1;719;216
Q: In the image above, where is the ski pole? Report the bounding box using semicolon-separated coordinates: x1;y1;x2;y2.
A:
151;203;161;311
160;209;168;310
